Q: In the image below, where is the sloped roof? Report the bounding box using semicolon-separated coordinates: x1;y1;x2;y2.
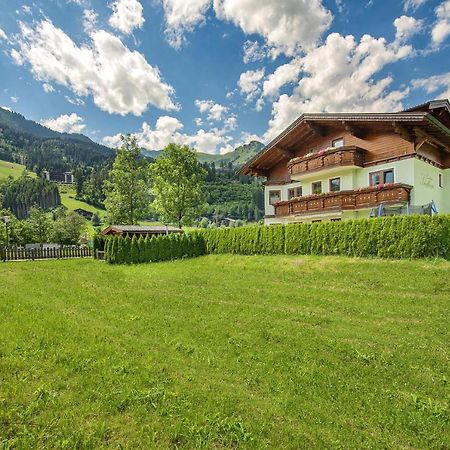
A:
239;105;450;176
100;225;182;235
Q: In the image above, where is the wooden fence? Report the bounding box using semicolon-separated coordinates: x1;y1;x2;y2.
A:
1;247;91;261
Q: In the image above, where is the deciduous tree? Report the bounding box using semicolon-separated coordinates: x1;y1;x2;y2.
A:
104;135;150;225
149;143;206;228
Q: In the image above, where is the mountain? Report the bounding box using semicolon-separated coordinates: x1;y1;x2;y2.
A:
143;140;264;167
0;107;114;173
0;108;93;143
0;107;264;171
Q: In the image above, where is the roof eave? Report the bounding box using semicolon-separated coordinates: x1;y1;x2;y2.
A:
238;112;428;176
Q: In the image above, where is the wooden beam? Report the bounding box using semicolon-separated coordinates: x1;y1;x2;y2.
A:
414;127;450;152
305;121;325;137
248;166;268;177
342;121;365;139
274;146;294;160
392;121;414;142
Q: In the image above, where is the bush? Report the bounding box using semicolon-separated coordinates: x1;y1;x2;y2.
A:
106;215;450;264
107;231;208;265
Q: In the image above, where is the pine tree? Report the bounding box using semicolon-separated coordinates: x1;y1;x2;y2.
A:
124;236;132;264
138;236;146;263
144;235;152;262
131;235;139;264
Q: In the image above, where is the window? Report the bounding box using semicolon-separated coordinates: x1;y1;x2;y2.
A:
312;181;322;195
439;173;443;188
330;218;342;222
332;137;344;148
312;220;322;223
329;177;341;192
269;190;281;206
370;169;394;186
288;186;302;199
384;169;394;184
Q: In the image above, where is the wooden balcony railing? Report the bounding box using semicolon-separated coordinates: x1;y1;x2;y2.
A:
288;146;366;177
274;183;412;217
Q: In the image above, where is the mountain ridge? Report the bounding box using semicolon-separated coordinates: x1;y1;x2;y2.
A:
0;107;264;169
142;140;264;166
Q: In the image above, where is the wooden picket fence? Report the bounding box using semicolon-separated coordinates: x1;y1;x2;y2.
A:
1;247;91;261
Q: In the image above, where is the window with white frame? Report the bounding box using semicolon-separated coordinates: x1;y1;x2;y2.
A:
332;137;344;148
269;190;281;205
312;181;322;195
288;186;302;199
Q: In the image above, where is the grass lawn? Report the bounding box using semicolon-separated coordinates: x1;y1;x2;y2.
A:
0;255;449;448
0;159;35;180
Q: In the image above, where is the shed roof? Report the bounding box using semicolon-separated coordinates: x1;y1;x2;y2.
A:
100;225;183;235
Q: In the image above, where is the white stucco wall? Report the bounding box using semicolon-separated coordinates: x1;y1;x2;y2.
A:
264;157;450;223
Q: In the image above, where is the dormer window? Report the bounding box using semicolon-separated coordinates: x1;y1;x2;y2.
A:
332;137;344;148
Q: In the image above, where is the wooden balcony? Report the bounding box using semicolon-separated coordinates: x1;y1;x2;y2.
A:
288;146;366;178
274;183;412;217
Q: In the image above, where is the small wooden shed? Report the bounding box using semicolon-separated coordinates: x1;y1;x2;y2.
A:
100;225;183;238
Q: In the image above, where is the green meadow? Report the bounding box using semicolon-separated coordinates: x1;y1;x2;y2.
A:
0;160;34;180
0;255;449;448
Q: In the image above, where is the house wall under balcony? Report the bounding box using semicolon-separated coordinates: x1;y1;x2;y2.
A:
263;157;450;224
412;159;448;213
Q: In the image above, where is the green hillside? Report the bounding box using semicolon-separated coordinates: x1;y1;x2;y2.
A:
0;159;34;180
0;160;103;218
143;140;264;167
59;185;105;216
0;107;92;142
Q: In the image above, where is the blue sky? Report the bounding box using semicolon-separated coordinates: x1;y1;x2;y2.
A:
0;0;449;154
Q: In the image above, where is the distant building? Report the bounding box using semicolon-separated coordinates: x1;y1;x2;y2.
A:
100;225;183;238
43;170;75;184
74;208;94;220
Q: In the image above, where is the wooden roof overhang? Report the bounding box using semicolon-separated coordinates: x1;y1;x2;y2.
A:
239;111;450;177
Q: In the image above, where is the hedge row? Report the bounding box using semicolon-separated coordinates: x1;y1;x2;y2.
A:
104;233;206;264
198;215;450;260
103;215;450;264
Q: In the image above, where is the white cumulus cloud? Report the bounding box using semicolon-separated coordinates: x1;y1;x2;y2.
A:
403;0;428;11
158;0;332;54
108;0;145;35
243;40;266;63
264;33;412;141
394;15;423;42
238;68;265;101
432;0;450;46
41;113;86;134
412;72;450;100
42;83;54;93
0;28;7;40
14;20;177;116
83;9;98;34
195;99;228;121
159;0;211;48
103;115;235;154
261;58;301;99
214;0;333;56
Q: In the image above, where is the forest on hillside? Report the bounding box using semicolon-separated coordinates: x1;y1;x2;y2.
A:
0;176;61;219
0;108;265;223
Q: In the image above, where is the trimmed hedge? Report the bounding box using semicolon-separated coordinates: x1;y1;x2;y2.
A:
104;215;450;264
199;215;450;260
105;232;207;264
